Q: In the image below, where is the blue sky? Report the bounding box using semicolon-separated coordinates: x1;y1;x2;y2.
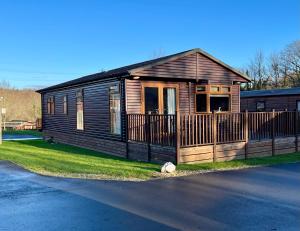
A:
0;0;299;89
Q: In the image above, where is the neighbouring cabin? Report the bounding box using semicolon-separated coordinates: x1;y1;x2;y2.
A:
241;88;300;112
39;48;300;164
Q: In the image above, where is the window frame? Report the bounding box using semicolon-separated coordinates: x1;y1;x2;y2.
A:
63;95;68;115
76;89;84;130
109;83;121;135
297;100;300;112
256;101;265;112
195;84;232;113
47;96;55;115
141;81;179;114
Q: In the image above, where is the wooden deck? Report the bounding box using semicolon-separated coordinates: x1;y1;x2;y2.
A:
127;111;300;164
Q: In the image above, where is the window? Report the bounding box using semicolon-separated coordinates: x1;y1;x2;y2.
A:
210;95;229;112
63;95;68;114
196;85;206;92
144;87;159;114
195;85;231;112
297;101;300;112
221;87;230;93
76;90;84;130
47;96;55;115
163;88;176;115
210;86;220;92
256;101;265;112
196;94;207;112
109;84;121;135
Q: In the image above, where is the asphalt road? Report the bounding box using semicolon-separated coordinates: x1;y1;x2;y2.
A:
0;161;299;231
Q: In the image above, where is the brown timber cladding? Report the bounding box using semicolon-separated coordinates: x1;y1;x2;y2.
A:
179;137;297;164
133;53;246;84
42;79;127;156
126;79;240;114
241;95;300;112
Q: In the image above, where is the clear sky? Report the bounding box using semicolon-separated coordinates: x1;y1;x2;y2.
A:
0;0;299;89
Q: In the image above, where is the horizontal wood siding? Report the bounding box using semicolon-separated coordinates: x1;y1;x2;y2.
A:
134;53;197;79
42;79;126;142
126;80;239;114
231;85;240;112
241;95;300;112
125;79;142;114
196;53;246;84
180;145;214;164
44;130;126;157
179;137;298;164
126;79;194;114
127;142;176;163
133;52;246;84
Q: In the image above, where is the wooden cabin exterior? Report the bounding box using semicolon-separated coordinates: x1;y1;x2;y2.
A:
241;88;300;112
38;48;251;163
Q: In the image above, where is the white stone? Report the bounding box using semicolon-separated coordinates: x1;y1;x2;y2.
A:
161;162;176;173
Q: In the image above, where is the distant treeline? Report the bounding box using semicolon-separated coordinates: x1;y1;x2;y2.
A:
0;83;41;122
241;40;300;90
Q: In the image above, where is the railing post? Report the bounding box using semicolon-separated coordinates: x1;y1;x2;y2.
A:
295;110;298;152
125;113;129;159
213;111;217;162
146;114;151;162
244;110;249;159
272;109;275;156
175;111;180;165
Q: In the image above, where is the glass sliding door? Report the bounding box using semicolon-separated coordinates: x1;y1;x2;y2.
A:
163;88;176;115
143;83;178;114
144;87;159;114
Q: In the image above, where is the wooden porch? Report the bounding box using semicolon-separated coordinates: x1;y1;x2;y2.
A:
126;111;300;164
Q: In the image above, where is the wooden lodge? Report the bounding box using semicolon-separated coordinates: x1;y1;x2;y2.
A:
38;49;300;164
241;88;300;112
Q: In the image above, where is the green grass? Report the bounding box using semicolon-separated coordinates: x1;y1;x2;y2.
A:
177;153;300;171
0;140;299;180
3;130;42;137
0;140;160;180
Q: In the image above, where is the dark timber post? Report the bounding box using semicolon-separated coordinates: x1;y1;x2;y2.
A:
295;110;298;152
125;113;129;159
146;114;151;162
244;110;249;159
175;111;181;165
272;109;275;156
213;111;217;162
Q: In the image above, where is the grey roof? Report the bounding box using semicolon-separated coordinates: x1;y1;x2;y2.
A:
37;48;250;93
241;88;300;98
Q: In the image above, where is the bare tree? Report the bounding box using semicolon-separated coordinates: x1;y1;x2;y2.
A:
248;51;267;90
0;80;11;89
151;48;166;59
0;87;41;122
280;40;300;87
269;52;281;88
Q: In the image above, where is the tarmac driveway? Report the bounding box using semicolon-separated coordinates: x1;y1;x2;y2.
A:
0;161;299;231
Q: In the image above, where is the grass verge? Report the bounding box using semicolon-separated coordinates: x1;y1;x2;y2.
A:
0;140;160;180
177;153;300;171
0;140;299;180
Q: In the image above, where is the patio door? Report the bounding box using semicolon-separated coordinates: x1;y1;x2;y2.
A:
142;83;178;115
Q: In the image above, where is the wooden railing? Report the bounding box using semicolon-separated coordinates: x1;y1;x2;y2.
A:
127;111;300;148
127;114;176;146
180;114;213;147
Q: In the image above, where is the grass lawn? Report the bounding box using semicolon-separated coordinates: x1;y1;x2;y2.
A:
3;129;42;137
0;140;299;180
